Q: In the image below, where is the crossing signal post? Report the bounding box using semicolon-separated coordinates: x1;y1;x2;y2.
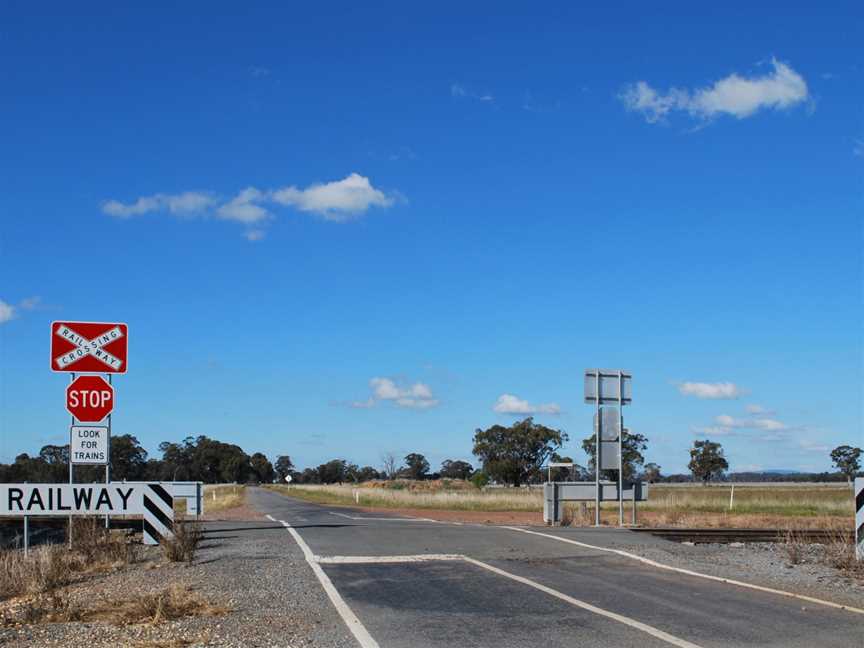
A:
584;369;632;527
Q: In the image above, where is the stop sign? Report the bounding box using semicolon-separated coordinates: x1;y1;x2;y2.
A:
66;375;114;422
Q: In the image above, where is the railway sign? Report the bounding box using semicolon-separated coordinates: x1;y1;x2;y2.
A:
66;375;114;422
0;483;174;546
70;425;109;464
51;321;128;373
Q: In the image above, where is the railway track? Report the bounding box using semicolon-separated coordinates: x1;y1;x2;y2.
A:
630;527;854;544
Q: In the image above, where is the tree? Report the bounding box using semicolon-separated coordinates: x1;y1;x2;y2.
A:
274;455;295;481
581;431;648;481
403;453;430;480
380;452;400;480
250;453;275;483
642;462;662;483
440;459;474;480
830;445;862;483
355;466;381;482
472;417;568;487
110;435;148;481
688;440;728;485
317;459;348;484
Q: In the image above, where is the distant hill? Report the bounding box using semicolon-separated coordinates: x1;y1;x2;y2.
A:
751;469;804;475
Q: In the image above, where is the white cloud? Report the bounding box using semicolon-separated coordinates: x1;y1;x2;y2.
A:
691;425;738;437
102;192;216;218
451;83;495;103
363;377;439;410
243;229;266;242
677;381;743;399
493;393;561;415
102;173;398;238
799;439;830;453
714;414;787;431
0;296;41;324
745;404;775;415
622;58;809;123
271;173;394;221
216;187;270;223
0;300;15;324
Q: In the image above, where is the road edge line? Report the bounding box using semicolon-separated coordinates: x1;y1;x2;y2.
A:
316;554;464;564
266;514;380;648
462;556;704;648
502;526;864;616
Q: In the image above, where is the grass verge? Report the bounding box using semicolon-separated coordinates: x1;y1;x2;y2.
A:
201;485;246;513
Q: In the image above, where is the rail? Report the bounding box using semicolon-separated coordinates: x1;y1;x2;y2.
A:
629;527;854;544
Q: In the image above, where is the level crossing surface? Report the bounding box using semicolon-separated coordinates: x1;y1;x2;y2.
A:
241;488;863;648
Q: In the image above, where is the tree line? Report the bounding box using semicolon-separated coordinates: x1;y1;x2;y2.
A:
1;421;860;487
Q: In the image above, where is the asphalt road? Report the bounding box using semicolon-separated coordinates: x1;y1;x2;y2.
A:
241;488;863;648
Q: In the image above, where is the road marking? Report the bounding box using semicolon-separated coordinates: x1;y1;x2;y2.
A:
266;514;379;648
462;556;704;648
328;511;438;522
315;554;464;564
503;526;864;616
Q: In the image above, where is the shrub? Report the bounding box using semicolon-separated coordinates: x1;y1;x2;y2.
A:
470;471;489;489
161;520;202;565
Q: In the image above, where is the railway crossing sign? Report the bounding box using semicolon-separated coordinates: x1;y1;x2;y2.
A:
51;321;128;373
66;375;114;422
1;483;174;546
70;425;109;464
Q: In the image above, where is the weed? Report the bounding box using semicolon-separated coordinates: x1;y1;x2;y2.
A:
161;520;202;565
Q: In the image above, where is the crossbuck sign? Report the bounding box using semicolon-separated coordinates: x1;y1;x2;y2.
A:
51;321;128;373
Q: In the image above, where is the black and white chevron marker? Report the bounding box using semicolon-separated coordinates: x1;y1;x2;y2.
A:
143;483;174;546
856;478;863;561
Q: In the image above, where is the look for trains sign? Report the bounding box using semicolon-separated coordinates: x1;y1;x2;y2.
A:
50;321;128;373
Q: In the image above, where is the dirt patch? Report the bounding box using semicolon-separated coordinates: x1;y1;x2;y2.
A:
200;503;266;522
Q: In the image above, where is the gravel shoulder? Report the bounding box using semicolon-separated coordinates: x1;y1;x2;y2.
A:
0;519;355;647
620;539;864;610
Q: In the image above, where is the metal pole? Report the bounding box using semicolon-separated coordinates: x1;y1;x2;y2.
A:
617;370;624;527
632;481;637;525
23;516;29;556
594;369;600;527
105;374;111;529
68;373;75;549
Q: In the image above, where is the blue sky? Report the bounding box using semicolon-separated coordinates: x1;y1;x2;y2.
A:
1;2;862;475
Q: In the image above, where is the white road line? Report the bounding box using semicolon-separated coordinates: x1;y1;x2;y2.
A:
328;511;438;522
502;526;864;616
315;554;464;564
462;556;704;648
266;514;379;648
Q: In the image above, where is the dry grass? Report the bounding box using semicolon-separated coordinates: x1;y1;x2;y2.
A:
0;545;71;601
82;584;228;625
2;584;227;627
160;520;202;565
0;519;140;604
266;482;854;523
202;485;246;513
266;483;543;512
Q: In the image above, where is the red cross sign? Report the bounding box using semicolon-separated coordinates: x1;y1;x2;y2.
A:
50;321;128;373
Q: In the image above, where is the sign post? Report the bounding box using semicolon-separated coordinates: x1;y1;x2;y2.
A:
52;321;128;542
584;369;633;527
856;478;863;561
